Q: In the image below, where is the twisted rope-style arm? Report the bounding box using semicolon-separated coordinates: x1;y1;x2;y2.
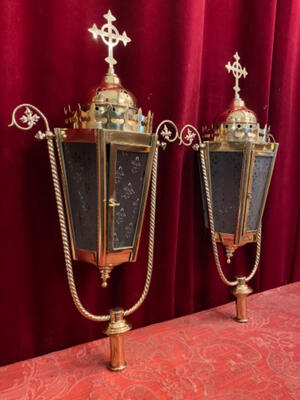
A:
9;104;158;321
124;147;158;316
156;120;262;287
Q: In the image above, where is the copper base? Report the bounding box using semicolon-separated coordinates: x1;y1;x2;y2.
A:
105;307;131;372
232;276;253;323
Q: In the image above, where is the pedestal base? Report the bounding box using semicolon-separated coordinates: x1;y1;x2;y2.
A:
105;308;131;372
232;276;253;323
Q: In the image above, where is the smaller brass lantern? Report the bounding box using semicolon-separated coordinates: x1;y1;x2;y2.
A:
200;52;278;321
157;52;278;323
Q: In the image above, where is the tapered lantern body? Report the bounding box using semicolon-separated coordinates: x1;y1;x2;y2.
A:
56;73;156;287
201;96;278;263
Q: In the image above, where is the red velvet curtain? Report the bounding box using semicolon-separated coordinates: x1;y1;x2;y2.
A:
1;0;299;366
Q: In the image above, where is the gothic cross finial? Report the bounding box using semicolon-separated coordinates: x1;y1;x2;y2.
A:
88;10;131;74
225;52;248;99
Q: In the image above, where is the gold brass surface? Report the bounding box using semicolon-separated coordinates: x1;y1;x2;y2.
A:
232;277;253;323
105;307;131;371
203;139;278;263
10;7;160;372
156;53;278;324
55;127;157;286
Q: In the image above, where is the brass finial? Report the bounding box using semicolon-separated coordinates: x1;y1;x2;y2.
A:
225;52;248;99
88;10;131;75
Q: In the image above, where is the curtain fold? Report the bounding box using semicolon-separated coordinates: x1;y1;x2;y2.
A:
1;0;299;366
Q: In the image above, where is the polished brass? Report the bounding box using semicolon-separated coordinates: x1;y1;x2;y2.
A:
10;103;159;371
105;307;131;371
64;73;153;133
88;10;131;75
203;140;278;262
232;277;253;322
9;8;160;373
55;127;157;286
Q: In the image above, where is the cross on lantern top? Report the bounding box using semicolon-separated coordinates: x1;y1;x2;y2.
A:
225;52;248;99
88;10;131;74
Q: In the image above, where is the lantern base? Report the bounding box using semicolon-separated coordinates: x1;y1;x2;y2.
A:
105;307;131;372
232;277;253;323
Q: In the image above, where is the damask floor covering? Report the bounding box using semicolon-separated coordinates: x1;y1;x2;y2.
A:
1;282;300;399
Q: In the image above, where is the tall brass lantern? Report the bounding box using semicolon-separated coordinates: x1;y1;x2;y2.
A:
9;10;158;371
158;52;278;322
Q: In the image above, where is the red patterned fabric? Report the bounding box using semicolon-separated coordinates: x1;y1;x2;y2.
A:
1;0;300;366
1;283;300;399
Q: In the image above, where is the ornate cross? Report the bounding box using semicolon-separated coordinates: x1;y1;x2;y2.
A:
225;52;248;99
88;10;131;74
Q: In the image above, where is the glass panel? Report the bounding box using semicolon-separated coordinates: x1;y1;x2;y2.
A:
209;151;243;234
62;143;97;250
246;156;273;231
113;151;148;249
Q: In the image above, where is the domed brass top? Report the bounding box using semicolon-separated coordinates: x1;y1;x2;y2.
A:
90;73;137;108
212;97;260;142
64;73;153;133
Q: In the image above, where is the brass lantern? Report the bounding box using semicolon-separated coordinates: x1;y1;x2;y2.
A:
58;23;155;288
200;52;278;321
201;52;278;264
157;52;278;323
9;10;158;371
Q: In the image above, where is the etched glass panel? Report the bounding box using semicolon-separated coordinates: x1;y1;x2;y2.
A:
246;156;272;231
62;143;97;250
113;151;148;249
209;151;243;234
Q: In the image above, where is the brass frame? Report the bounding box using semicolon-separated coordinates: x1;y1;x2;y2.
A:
242;143;278;236
105;130;156;264
55;127;157;269
204;140;278;249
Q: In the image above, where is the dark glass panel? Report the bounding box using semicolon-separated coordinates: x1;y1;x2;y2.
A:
62;143;97;250
113;151;148;249
246;156;273;231
209;151;243;234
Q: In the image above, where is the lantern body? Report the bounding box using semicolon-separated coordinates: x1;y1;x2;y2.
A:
201;140;278;253
200;95;278;261
56;128;156;270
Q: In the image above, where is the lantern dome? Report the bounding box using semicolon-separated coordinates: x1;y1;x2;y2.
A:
64;72;152;133
89;73;137;107
212;97;261;142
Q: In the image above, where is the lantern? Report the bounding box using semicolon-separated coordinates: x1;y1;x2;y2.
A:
9;10;159;371
157;52;278;322
58;10;156;289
